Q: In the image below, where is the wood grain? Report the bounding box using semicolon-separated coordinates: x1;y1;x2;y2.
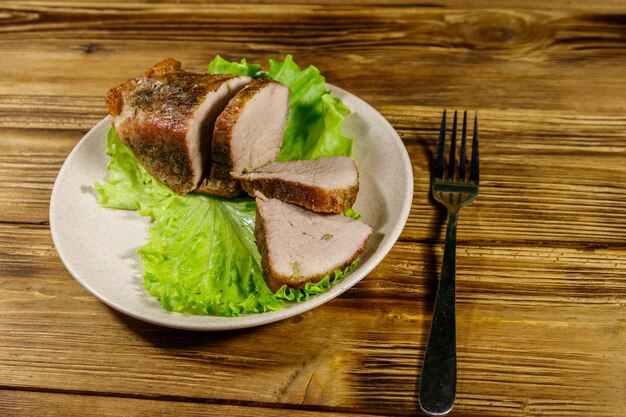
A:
0;4;626;112
0;224;624;416
0;389;389;417
5;0;626;10
1;1;625;416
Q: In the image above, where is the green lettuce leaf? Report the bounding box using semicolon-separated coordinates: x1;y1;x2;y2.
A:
95;55;359;316
269;56;353;161
139;195;284;316
343;207;362;221
207;55;262;77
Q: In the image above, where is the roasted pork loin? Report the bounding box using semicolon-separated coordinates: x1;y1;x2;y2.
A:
237;156;358;213
255;193;372;292
106;58;251;194
199;78;289;197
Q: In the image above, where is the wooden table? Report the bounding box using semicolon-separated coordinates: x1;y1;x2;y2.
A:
1;1;625;416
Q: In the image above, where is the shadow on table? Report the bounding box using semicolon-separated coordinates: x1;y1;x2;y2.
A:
415;133;447;315
413;135;447;402
110;308;258;348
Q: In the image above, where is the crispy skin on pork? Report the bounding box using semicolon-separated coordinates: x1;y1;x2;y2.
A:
105;59;251;194
237;156;358;213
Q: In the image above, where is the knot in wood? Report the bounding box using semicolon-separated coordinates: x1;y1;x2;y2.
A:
476;25;517;43
81;43;101;54
451;11;550;52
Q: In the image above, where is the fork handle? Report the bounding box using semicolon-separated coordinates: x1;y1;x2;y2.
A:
419;211;458;415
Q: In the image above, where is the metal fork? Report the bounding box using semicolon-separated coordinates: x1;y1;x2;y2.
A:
419;110;479;415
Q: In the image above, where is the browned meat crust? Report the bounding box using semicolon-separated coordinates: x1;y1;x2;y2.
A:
254;206;273;288
105;59;239;194
105;59;183;117
241;178;358;213
195;177;241;197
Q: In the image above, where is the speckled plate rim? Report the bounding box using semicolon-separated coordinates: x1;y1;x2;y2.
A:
50;85;413;331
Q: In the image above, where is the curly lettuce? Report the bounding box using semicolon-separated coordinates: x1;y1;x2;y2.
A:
95;56;358;316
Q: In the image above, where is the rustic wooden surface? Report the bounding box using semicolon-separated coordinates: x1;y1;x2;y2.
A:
1;1;625;416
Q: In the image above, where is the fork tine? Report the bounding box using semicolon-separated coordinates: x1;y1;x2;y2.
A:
434;110;447;179
447;111;457;180
470;112;479;183
459;111;468;181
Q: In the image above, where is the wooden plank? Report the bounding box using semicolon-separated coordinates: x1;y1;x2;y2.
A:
0;389;390;417
0;5;625;112
4;0;626;12
1;105;625;246
0;128;79;225
0;224;624;416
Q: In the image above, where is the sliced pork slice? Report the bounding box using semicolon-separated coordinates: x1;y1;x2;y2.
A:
237;156;358;213
199;78;289;196
105;58;251;194
255;194;372;292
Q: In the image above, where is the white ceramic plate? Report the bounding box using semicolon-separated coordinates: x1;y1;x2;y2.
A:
50;85;413;331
